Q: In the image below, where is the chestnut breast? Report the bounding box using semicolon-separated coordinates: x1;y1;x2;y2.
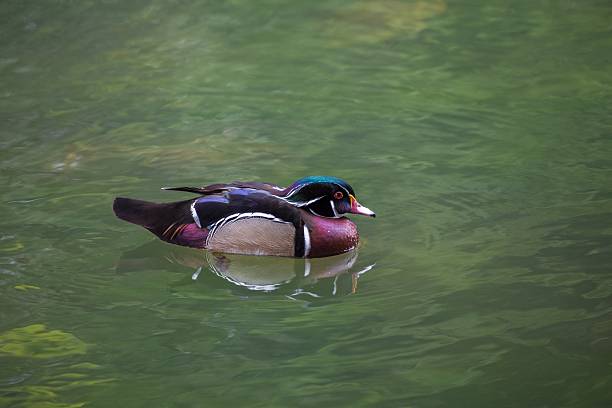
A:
301;211;359;258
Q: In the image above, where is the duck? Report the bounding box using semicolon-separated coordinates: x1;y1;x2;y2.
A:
112;176;375;258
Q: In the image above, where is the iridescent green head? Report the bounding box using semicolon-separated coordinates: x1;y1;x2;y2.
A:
283;176;375;218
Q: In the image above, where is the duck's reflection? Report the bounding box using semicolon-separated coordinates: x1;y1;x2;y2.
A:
117;241;375;297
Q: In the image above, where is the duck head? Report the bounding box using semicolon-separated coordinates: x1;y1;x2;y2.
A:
282;176;375;218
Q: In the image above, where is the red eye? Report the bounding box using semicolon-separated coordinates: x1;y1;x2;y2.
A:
334;191;343;200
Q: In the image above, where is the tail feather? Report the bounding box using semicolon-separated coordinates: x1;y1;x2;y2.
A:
113;197;158;228
113;197;192;230
113;197;207;248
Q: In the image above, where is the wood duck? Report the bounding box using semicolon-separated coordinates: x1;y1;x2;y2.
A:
113;176;375;258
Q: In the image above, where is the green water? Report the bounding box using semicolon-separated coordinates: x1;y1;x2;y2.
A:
2;0;612;406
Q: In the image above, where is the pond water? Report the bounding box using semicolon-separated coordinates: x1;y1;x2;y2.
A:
1;1;612;407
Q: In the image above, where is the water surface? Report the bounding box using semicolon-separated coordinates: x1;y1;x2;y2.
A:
1;1;612;407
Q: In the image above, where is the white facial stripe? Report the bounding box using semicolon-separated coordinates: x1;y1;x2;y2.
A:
303;225;311;258
284;184;308;199
191;201;202;228
281;195;324;208
286;182;350;198
301;195;325;207
330;200;339;218
308;205;338;219
336;184;350;197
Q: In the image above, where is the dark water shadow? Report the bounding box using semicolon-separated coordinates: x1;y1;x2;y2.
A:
116;241;375;298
